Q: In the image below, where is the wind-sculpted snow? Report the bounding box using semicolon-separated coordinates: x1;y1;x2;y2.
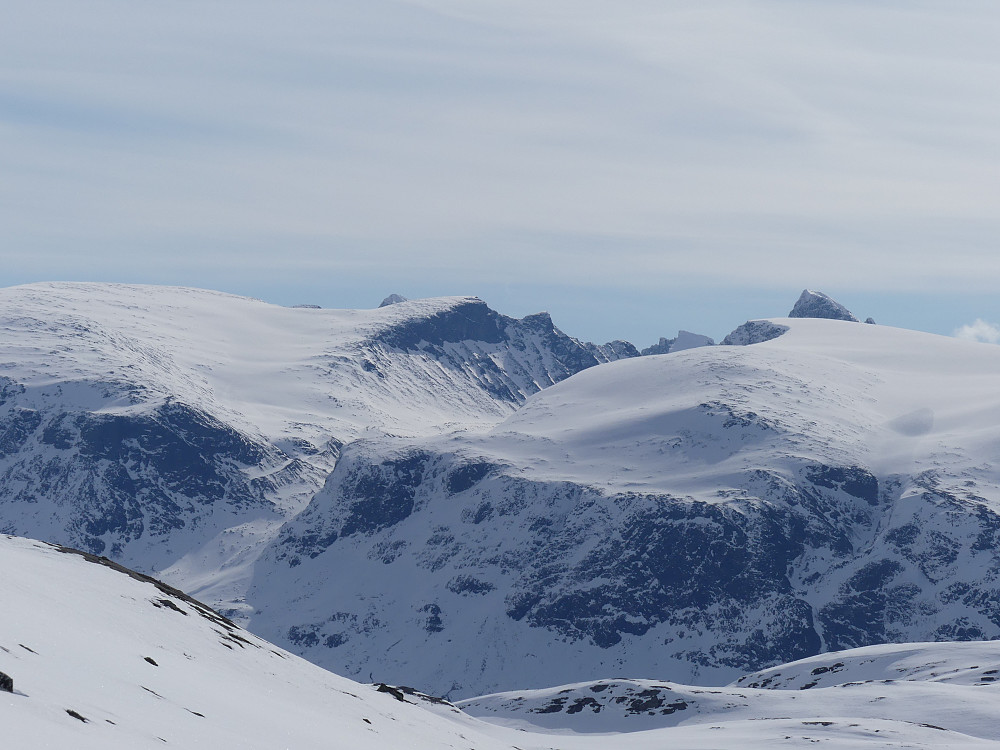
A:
0;283;630;616
252;317;1000;697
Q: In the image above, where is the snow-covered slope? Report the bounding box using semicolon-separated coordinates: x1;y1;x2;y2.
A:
250;316;1000;696
459;641;1000;745
5;530;1000;749
9;282;1000;715
0;283;632;615
0;534;518;750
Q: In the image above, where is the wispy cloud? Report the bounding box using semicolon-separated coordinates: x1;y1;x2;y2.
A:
955;319;1000;344
6;1;1000;299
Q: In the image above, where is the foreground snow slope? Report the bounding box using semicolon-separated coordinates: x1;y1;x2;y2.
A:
0;534;517;750
4;532;997;749
254;317;1000;695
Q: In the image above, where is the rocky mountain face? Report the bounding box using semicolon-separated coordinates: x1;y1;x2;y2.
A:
248;317;1000;697
0;283;633;613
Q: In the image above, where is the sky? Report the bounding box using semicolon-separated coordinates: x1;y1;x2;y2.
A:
4;1;1000;346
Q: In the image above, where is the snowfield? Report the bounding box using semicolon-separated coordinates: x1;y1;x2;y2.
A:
0;534;514;750
4;532;1000;749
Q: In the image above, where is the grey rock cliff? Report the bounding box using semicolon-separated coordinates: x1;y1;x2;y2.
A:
788;290;859;322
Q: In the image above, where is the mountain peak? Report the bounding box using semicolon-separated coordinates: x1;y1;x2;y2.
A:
641;331;715;355
788;290;859;322
379;293;409;308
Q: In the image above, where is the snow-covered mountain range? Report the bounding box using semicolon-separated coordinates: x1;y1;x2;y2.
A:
3;281;1000;705
0;283;632;613
251;313;1000;696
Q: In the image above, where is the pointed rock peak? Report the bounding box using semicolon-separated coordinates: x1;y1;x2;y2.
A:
519;311;554;331
379;294;409;308
788;290;859;322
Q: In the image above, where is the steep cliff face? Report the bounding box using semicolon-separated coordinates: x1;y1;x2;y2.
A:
248;318;1000;697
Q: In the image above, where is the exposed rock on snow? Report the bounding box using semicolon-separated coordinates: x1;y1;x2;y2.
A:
459;641;1000;742
721;319;789;345
788;289;859;322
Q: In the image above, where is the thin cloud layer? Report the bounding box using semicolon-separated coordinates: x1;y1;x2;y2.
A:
955;319;1000;344
4;1;1000;300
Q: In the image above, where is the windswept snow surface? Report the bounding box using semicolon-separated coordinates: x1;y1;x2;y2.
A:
4;531;1000;749
253;317;1000;696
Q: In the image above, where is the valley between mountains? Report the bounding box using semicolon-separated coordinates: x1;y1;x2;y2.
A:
4;282;1000;748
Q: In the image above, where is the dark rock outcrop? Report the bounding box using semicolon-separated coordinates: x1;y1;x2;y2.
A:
722;320;789;346
788;290;859;322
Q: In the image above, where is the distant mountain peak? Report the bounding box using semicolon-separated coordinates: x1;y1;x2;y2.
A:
379;293;409;307
641;331;715;356
788;290;859;322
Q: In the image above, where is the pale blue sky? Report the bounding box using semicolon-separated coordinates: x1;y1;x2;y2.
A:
4;1;1000;346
